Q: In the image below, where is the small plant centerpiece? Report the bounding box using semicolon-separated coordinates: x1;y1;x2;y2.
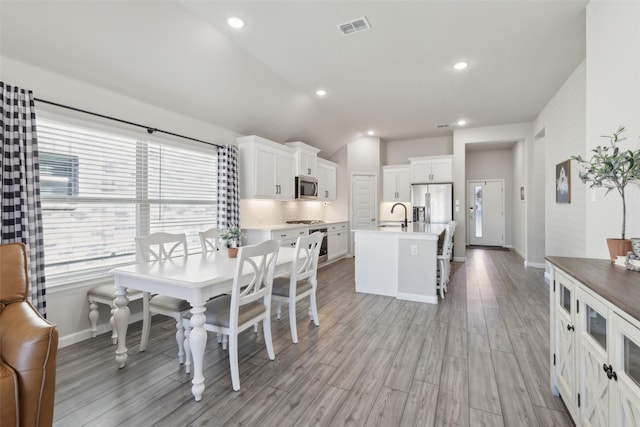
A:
219;226;242;258
572;126;640;262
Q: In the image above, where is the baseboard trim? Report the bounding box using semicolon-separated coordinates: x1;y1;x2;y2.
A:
525;261;546;269
396;292;438;304
58;311;145;348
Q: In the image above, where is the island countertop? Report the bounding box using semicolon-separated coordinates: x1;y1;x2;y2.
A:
353;222;447;239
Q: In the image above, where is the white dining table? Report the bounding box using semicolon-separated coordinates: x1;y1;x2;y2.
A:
110;246;297;401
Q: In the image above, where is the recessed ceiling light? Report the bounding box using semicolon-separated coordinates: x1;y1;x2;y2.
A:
315;89;327;96
453;61;468;70
227;17;244;29
367;130;375;136
457;120;467;126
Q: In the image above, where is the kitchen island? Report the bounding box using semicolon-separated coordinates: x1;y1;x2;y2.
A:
353;223;447;304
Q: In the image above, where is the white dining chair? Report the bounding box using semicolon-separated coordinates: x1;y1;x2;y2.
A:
137;232;192;365
199;228;222;253
272;231;324;344
436;222;455;299
184;239;279;391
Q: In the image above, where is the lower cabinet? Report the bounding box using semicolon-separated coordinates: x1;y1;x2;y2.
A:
327;222;348;260
550;264;640;426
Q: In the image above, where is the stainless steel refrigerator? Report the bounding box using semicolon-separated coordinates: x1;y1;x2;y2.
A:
411;183;453;223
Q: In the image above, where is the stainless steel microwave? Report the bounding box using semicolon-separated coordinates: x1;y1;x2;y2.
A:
295;175;318;200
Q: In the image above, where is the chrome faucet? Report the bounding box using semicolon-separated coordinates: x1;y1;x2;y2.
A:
391;203;408;228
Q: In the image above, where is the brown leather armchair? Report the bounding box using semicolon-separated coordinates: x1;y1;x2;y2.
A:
0;242;58;426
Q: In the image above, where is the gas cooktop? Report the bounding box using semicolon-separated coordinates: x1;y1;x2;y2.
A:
285;220;325;225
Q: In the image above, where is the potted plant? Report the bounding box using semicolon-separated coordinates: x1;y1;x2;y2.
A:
219;226;242;258
572;126;640;262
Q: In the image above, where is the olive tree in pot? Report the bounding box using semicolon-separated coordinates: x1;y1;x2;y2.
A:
572;126;640;262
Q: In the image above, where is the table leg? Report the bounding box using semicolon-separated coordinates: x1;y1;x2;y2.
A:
113;281;130;368
189;302;207;401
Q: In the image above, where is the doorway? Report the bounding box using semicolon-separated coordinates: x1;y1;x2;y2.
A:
468;180;505;246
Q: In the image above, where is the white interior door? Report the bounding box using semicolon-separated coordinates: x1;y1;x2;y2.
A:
352;174;377;230
468;180;504;246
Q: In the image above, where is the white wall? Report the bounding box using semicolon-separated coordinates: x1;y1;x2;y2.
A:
1;57;238;145
466;148;514;247
512;140;526;255
452;123;533;261
534;60;587;258
383;136;453;165
585;1;640;258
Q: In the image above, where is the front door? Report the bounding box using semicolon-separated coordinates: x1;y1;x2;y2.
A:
468;180;504;246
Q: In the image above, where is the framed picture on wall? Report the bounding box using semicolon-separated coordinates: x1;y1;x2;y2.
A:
556;159;571;203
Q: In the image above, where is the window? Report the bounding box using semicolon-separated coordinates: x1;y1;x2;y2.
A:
39;152;79;197
37;116;218;282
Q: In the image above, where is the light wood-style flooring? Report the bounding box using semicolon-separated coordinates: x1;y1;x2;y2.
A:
53;248;573;426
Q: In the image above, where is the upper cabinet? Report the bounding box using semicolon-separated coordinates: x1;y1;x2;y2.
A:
316;158;337;201
409;155;453;183
237;136;296;200
383;165;411;202
284;141;320;177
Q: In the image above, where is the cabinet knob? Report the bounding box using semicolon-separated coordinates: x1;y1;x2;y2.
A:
567;324;574;331
603;363;609;373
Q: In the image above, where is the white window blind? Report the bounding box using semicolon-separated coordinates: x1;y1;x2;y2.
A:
37;117;218;282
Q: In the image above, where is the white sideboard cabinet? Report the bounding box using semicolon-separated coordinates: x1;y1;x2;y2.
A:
238;135;295;200
548;257;640;426
409;155;452;183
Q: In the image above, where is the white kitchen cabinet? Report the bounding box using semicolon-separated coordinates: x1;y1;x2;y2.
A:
327;222;348;260
238;135;295;200
409;156;452;183
317;158;337;201
285;141;320;177
243;227;308;248
383;165;411;202
549;259;640;427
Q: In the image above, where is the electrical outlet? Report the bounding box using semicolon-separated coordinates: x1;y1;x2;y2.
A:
410;245;418;256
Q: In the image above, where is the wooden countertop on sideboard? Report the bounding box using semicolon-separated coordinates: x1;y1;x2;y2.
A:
546;256;640;322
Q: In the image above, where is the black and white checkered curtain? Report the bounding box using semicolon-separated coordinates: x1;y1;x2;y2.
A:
0;82;47;316
217;144;240;229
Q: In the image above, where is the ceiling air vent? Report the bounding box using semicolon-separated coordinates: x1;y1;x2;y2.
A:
338;17;371;36
436;123;453;128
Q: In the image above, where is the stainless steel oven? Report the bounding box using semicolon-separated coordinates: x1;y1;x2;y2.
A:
310;227;328;263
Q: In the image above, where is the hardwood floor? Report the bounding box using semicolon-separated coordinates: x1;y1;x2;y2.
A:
53;248;573;426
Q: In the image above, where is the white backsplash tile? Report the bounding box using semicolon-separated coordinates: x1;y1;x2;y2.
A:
240;200;326;228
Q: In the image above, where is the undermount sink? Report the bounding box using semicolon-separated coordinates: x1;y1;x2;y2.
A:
378;224;403;228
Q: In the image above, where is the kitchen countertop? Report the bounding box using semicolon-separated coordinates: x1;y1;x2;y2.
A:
353;222;447;238
242;220;348;231
547;256;640;322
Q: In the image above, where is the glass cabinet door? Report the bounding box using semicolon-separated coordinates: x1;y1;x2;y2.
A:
612;313;640;426
578;289;610;427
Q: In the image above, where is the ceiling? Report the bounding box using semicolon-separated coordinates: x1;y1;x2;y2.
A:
0;1;587;157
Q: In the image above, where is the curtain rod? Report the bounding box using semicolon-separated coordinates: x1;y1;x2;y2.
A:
34;98;223;149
